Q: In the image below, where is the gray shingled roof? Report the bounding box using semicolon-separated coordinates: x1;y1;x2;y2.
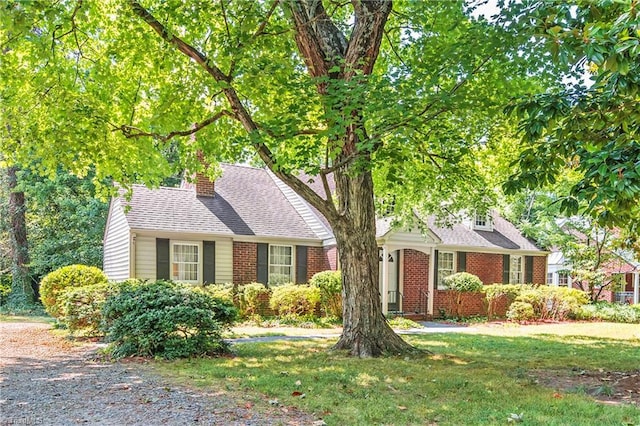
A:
120;164;320;240
427;212;542;251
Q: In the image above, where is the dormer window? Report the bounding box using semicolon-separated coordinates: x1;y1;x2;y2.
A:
473;212;493;231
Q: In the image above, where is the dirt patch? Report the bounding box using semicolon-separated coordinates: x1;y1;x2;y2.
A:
532;369;640;406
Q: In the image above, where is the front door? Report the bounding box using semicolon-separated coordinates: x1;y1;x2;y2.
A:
387;250;400;312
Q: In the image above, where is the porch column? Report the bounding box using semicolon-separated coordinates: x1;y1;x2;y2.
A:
428;247;435;316
381;245;389;315
567;274;572;289
634;272;639;305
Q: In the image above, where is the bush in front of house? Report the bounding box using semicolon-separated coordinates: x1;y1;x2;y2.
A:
443;272;484;318
574;302;640;323
238;282;271;317
101;280;237;359
482;284;526;319
200;283;235;304
58;279;143;335
39;265;108;318
269;283;321;318
59;282;120;335
310;270;342;319
510;285;589;321
506;301;536;321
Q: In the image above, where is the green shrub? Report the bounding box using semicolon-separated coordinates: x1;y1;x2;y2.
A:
0;274;11;306
514;286;589;321
200;283;235;304
238;282;271;317
443;272;483;318
269;283;320;318
101;280;237;359
575;302;640;323
443;272;484;292
482;284;525;319
506;301;535;321
39;265;108;318
59;282;123;335
310;270;342;318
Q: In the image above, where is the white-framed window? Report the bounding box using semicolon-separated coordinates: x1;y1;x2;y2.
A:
546;272;553;285
509;255;523;284
474;213;493;231
269;245;293;285
558;272;569;286
437;251;455;289
171;242;200;283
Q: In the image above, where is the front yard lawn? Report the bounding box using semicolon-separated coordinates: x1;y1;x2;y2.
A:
154;322;640;425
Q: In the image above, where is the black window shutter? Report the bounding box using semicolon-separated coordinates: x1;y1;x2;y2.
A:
296;246;308;284
156;238;170;280
257;243;269;284
502;254;510;284
203;241;216;284
457;251;467;272
433;250;439;287
525;256;534;284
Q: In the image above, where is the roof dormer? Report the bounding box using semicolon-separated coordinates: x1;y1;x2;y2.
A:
473;211;493;232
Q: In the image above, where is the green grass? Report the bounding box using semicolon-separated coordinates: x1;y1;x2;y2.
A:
155;323;640;426
0;313;53;323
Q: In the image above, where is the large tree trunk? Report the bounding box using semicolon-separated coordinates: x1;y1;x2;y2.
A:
6;165;35;306
331;165;417;356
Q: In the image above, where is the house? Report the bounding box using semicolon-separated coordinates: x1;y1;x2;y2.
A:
546;219;640;304
103;163;548;318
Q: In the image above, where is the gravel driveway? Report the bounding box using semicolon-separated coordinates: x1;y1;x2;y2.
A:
0;322;317;426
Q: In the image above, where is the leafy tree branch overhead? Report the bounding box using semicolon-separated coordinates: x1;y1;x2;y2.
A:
504;0;640;234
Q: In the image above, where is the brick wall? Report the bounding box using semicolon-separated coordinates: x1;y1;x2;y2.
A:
532;255;547;284
433;291;486;317
402;249;430;314
465;252;504;284
233;241;331;284
324;245;338;271
233;241;257;284
307;246;331;282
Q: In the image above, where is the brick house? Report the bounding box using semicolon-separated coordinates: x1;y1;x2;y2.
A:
103;163;548;318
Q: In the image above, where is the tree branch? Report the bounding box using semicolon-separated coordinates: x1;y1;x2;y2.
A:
129;0;336;222
374;54;493;138
344;0;393;77
113;110;235;142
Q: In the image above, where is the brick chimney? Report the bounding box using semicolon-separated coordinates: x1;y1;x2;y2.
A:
195;170;215;197
181;151;215;197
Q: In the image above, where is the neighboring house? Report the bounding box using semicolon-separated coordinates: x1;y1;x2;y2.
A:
546;219;640;304
104;163;548;318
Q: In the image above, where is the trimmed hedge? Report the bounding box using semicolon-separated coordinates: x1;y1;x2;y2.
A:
443;272;483;318
239;282;271;317
310;270;342;318
101;280;237;359
575;302;640;323
39;265;107;318
269;283;320;318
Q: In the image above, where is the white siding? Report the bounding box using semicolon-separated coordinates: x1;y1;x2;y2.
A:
103;199;131;281
135;236;156;280
215;239;233;283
